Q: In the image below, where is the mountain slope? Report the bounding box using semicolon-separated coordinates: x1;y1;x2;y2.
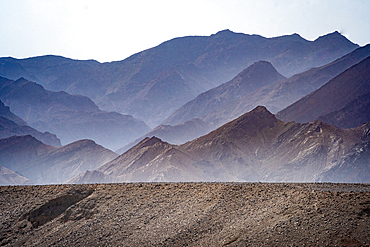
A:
317;92;370;129
201;44;370;127
0;165;33;185
0;100;61;146
276;55;370;125
71;106;366;183
0;30;358;126
163;61;285;126
0;76;150;150
0;135;118;184
116;118;212;154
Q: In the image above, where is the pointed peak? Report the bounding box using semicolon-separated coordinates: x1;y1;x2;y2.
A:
248;60;275;70
251;105;270;113
138;136;166;148
224;105;277;130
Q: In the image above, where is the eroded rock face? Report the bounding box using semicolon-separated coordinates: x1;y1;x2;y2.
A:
1;183;369;246
71;106;368;183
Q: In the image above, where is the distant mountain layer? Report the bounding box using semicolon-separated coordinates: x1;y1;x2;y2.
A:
0;99;61;146
116;118;212;154
0;30;358;126
276;55;370;125
0;135;118;184
142;45;370;149
0;165;33;185
0;99;26;126
318;92;370;129
70;106;369;184
163;60;285;126
202;44;370;127
0;76;150;150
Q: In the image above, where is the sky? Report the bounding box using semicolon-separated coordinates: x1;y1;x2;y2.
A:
1;0;370;63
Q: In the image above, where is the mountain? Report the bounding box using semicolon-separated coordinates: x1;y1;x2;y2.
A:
116;118;212;154
318;123;370;182
0;30;358;126
163;61;285;126
0;100;61;146
0;165;33;185
317;92;370;129
151;45;370;149
0;135;118;184
199;44;370;127
70;106;366;184
0;99;26;126
276;55;370;125
0;76;150;150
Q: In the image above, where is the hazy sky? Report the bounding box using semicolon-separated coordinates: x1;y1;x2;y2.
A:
1;0;369;62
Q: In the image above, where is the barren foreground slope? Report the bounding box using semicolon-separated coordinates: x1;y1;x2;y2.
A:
1;183;370;246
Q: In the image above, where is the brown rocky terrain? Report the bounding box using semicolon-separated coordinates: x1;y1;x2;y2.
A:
0;182;369;246
71;106;370;184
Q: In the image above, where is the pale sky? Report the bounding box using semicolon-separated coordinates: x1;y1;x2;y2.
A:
1;0;369;62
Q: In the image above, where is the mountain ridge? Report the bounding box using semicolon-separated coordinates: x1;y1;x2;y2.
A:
0;30;358;126
70;106;368;184
276;55;370;124
0;76;150;150
0;135;118;184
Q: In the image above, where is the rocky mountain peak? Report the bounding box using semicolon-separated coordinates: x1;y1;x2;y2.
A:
207;106;279;141
238;60;282;79
137;136;167;149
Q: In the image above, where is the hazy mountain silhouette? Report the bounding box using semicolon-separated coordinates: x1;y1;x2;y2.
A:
70;106;367;184
0;30;358;126
317;92;370;129
0;76;150;150
0;135;118;184
116;118;212;154
0;99;61;146
0;165;33;185
200;44;370;127
276;56;370;125
138;45;370;149
163;61;285;126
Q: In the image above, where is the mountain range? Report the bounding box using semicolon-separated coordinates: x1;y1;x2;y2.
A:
0;135;118;185
0;30;368;185
163;60;285;126
0;30;358;127
0;99;61;146
0;76;150;150
277;55;370;127
125;45;370;151
70;106;369;184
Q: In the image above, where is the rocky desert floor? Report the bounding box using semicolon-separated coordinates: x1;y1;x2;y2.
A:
0;183;370;246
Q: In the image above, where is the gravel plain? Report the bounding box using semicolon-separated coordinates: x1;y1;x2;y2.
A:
1;182;370;246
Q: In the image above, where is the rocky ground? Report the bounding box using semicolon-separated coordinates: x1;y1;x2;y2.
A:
0;183;369;246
